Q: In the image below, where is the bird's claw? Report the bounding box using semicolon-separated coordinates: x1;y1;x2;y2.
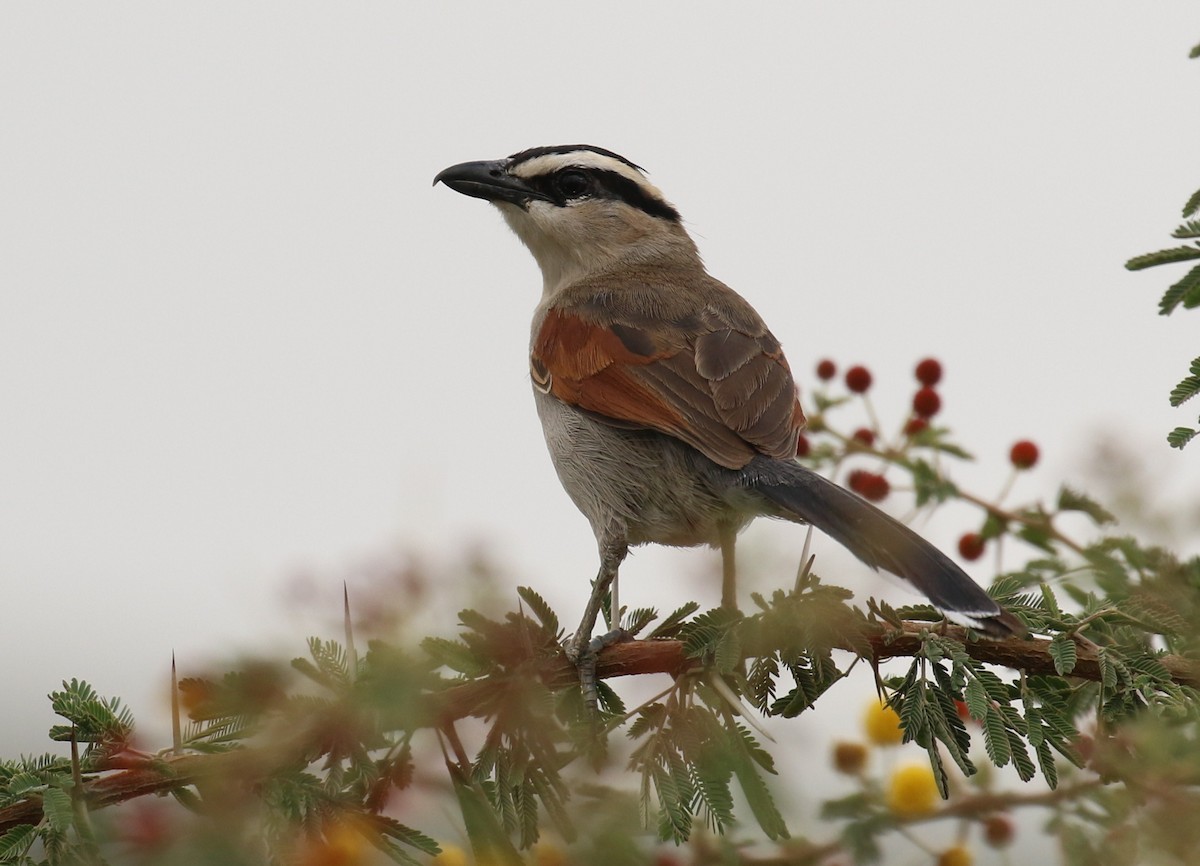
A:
564;628;630;712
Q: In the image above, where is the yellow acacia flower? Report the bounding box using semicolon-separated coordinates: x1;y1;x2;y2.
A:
432;844;470;866
886;762;939;816
298;820;371;866
533;840;569;866
937;844;973;866
863;699;904;746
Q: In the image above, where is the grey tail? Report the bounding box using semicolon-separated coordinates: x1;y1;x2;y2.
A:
743;457;1025;639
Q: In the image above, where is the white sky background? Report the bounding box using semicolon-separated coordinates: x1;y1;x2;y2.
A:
3;3;1200;848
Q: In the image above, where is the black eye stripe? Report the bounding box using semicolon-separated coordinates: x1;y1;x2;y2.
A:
526;168;680;222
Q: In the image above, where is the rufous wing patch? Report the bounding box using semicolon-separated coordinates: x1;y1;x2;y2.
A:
531;308;804;469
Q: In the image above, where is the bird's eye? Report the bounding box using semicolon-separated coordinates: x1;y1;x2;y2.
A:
555;170;590;199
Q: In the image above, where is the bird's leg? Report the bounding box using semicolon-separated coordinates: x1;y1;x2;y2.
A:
719;524;738;612
565;540;629;712
718;525;748;683
608;566;621;632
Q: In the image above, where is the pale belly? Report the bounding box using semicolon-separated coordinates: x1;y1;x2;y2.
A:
532;390;762;549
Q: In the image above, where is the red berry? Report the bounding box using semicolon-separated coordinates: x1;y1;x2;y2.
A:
845;365;872;394
912;387;941;419
848;470;889;502
1072;733;1095;765
795;433;811;457
904;417;929;437
958;533;985;561
914;358;943;386
983;814;1016;848
1009;440;1039;469
816;359;837;381
852;427;875;447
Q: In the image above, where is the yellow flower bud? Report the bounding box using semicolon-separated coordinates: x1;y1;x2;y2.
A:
832;741;869;775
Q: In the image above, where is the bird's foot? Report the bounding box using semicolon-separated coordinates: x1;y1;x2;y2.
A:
564;628;631;713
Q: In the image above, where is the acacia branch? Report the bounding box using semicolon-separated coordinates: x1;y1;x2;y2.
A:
3;620;1194;835
430;619;1199;724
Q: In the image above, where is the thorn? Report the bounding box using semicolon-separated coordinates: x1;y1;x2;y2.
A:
870;657;887;704
708;673;776;743
795;525;815;591
343;582;358;681
171;652;181;755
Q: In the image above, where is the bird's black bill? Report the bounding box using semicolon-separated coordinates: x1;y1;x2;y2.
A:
433;159;550;207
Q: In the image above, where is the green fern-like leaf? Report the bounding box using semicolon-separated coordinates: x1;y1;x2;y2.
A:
1169;373;1200;407
628;704;665;740
1123;594;1190;637
48;679;134;743
1184;185;1200;216
1126;244;1200;270
421;637;487;677
1049;636;1078;675
1172;218;1200;239
624;606;657;636
516;780;540;850
1057;485;1117;525
771;655;839;718
691;760;735;834
929;664;970;738
372;839;423;866
964;677;989;721
726;724;788;841
982;708;1012;768
926;684;976;777
894;662;928;747
0;824;37;861
1036;738;1059;789
373;817;441;857
1006;728;1037;781
1160;264;1200;315
652;760;692;843
747;655;779;713
40;786;73;833
680;608;741;664
647;601;700;639
6;772;44;798
1040;583;1063;620
307;638;350;685
516;586;559;635
1097;649;1119;690
527;766;573;843
1167;426;1198;449
596;681;626;716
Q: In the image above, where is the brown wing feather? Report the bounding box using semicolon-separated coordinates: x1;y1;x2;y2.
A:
532;305;804;470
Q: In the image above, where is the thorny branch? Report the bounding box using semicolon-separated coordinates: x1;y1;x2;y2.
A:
3;617;1194;835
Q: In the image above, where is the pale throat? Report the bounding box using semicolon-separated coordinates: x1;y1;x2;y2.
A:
500;209;628;298
499;205;698;299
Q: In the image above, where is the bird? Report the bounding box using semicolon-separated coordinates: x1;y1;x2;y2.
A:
433;144;1024;690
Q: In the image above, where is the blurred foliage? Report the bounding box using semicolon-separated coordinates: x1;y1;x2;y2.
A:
3;348;1200;865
